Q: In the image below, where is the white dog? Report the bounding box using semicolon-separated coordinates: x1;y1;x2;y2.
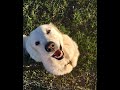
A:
23;23;80;75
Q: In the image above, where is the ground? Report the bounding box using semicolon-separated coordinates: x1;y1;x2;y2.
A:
23;0;97;90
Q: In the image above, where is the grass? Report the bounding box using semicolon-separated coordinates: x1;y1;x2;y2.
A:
23;0;97;90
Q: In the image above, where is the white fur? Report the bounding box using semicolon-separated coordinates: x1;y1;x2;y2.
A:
23;23;80;75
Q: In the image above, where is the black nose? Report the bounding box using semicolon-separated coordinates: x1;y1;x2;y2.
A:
45;41;55;52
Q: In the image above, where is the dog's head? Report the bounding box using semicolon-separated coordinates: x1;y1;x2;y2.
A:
26;23;64;61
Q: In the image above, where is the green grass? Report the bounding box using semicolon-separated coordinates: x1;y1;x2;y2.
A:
23;0;97;90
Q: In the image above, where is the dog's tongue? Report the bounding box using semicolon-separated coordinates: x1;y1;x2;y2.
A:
53;49;61;57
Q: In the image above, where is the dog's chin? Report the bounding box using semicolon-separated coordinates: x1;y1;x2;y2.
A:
51;45;64;60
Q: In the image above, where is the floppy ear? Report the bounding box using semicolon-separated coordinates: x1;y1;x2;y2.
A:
49;22;58;29
23;35;28;49
23;35;29;55
49;22;54;25
49;22;64;34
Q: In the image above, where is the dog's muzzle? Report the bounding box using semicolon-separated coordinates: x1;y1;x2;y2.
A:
45;41;64;60
45;41;55;52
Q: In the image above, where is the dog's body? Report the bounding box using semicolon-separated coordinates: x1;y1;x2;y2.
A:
23;23;80;75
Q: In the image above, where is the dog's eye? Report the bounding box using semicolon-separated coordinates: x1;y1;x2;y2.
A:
46;30;51;34
35;41;40;46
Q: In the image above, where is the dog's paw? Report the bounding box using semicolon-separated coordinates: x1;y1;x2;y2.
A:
64;64;73;74
71;61;77;68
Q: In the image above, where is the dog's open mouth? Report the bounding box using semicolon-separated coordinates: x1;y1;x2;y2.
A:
52;45;64;60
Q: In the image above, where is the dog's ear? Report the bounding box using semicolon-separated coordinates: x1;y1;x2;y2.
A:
49;22;54;25
23;35;28;49
23;35;28;54
49;22;64;34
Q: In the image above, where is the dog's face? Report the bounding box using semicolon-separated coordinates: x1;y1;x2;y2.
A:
28;23;64;61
